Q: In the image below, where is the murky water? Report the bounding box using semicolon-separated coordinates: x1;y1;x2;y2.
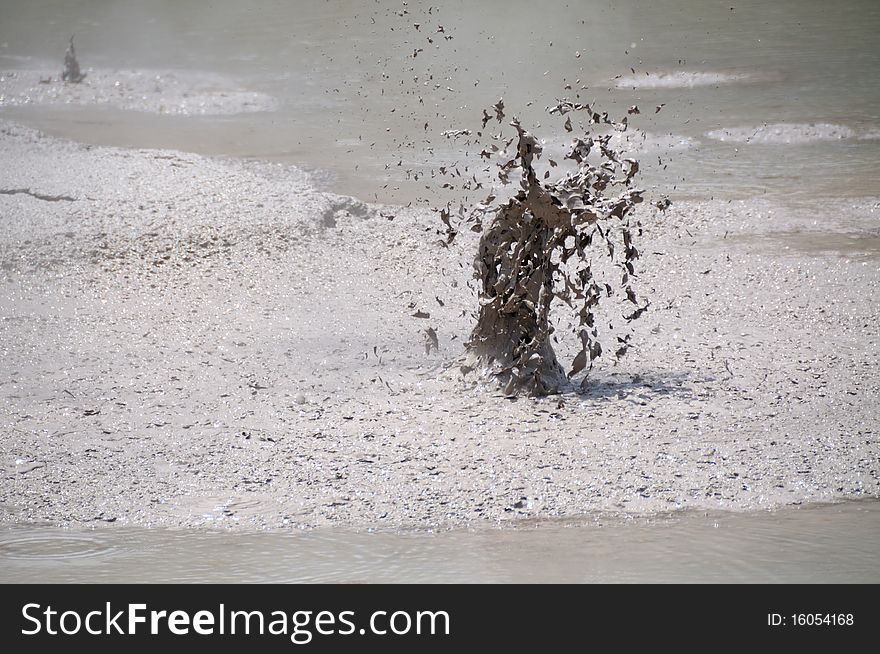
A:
1;0;878;204
2;501;878;583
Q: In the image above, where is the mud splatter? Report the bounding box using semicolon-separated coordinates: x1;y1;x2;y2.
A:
61;36;85;83
441;103;649;395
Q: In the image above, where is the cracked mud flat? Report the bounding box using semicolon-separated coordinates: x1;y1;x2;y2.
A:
1;122;878;531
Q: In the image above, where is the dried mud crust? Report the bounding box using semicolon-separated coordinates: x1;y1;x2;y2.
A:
0;122;878;530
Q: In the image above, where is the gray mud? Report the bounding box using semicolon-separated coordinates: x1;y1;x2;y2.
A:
704;123;880;144
0;68;276;115
614;70;758;89
1;122;878;530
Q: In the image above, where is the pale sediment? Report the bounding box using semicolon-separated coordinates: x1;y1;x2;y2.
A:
614;70;756;89
0;68;277;115
0;121;878;531
704;123;878;144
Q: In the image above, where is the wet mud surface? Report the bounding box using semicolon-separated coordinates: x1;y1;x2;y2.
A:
1;123;878;530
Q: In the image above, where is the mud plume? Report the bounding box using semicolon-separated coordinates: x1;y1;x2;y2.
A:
61;35;85;83
457;106;649;396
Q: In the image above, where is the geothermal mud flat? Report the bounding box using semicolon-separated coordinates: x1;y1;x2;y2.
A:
0;120;878;530
0;67;277;115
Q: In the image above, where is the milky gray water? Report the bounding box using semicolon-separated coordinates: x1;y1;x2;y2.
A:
1;0;878;204
1;502;878;583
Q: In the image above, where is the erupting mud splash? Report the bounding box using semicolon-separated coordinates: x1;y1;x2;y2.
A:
337;7;663;395
443;103;653;395
61;36;85;83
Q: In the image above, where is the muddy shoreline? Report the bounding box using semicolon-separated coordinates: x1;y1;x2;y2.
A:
1;120;878;531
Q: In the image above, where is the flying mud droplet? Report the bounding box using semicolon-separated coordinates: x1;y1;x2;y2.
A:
424;327;439;354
